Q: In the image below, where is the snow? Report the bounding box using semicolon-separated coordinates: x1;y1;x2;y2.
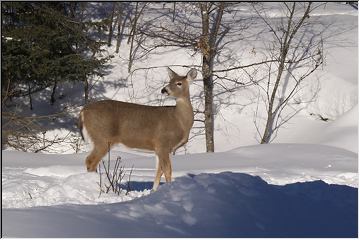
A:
1;2;358;238
2;142;357;236
3;143;357;208
3;171;357;237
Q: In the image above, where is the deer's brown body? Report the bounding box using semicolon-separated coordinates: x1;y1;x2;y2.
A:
79;68;197;190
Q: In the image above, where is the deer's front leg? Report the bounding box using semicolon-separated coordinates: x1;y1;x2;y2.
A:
159;152;172;183
153;155;163;191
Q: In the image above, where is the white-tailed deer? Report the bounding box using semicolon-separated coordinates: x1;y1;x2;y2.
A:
79;67;197;190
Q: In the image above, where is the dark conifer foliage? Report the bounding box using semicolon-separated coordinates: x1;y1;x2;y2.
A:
1;2;108;105
1;2;109;151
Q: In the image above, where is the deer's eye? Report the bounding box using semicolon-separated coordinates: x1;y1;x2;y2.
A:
176;82;182;86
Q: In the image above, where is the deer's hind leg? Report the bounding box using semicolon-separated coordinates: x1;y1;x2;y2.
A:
159;151;172;183
153;151;172;190
85;142;110;172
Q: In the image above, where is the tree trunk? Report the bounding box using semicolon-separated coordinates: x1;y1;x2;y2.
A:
115;3;125;53
200;3;215;152
203;58;215;152
127;3;138;45
50;80;57;106
128;3;140;73
199;3;224;152
84;78;89;104
260;56;286;144
107;3;116;47
172;2;176;22
260;3;299;144
128;3;137;71
28;83;33;110
260;112;274;144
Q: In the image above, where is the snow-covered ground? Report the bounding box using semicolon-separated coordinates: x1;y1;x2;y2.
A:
2;142;358;237
2;2;358;238
3;172;357;238
2;143;357;209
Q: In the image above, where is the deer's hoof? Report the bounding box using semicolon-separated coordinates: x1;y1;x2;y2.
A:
87;166;97;172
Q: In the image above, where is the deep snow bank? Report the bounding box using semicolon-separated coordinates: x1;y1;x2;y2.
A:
2;172;357;237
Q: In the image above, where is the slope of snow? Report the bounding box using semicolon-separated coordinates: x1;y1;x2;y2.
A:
3;172;357;237
319;105;358;152
271;105;358;153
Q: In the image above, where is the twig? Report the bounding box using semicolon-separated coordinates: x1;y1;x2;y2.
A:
126;165;134;195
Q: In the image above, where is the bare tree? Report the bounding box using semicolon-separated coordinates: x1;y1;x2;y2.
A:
107;2;116;47
115;3;128;53
127;3;147;73
2;111;74;152
252;2;325;143
134;2;252;152
197;2;224;152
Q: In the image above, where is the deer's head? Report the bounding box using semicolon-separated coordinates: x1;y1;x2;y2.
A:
161;68;197;99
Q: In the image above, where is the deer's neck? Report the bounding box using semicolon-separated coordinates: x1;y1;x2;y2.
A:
175;97;194;131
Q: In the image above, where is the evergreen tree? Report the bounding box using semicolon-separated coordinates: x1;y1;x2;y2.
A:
1;2;109;151
2;2;108;106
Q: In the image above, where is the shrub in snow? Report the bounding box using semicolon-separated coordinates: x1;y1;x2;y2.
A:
98;155;134;196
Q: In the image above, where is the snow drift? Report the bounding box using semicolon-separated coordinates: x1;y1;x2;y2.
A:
2;172;357;238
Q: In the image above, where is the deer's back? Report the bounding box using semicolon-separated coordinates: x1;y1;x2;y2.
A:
82;100;182;151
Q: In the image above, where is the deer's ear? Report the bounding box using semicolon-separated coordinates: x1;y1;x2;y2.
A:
167;67;178;79
186;68;197;82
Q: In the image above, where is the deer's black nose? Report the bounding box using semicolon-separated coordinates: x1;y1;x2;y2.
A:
161;87;168;94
